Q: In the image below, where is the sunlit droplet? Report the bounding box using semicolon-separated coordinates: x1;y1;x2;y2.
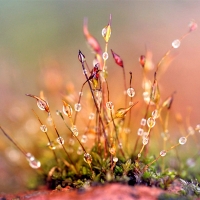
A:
113;157;118;163
71;125;79;137
106;101;114;110
89;113;95;120
172;39;181;49
83;153;92;164
179;137;187;145
147;117;156;128
77;146;83;155
118;142;123;149
47;141;56;150
68;138;75;146
81;135;88;143
74;103;81;112
138;153;141;158
40;124;47;132
140;118;146;126
26;152;35;162
56;136;64;145
189;20;198;32
37;100;46;111
142;137;148;145
29;159;41;169
160;150;167;157
83;69;87;75
152;109;159;119
102;52;109;60
137;128;144;136
127;88;135;97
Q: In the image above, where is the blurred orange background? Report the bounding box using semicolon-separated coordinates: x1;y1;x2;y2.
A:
0;1;200;193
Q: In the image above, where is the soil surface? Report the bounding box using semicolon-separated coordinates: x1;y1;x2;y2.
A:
0;183;170;200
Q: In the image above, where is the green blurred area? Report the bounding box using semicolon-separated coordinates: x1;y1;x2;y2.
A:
0;1;200;193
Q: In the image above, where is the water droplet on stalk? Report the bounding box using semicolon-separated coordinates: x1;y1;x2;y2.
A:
81;135;88;143
142;137;149;145
179;137;187;145
74;103;81;112
188;126;195;135
40;125;47;132
106;101;114;110
89;113;95;120
29;159;41;169
83;153;92;164
71;125;79;136
47;141;56;150
56;136;64;145
127;88;135;97
113;157;118;163
172;39;181;48
77;146;83;155
140;118;146;126
147;117;156;128
160;150;167;157
109;147;116;155
102;52;109;60
152;109;159;119
137;128;144;136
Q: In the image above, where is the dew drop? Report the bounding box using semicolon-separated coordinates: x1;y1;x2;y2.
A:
74;103;81;112
172;39;181;48
113;157;118;163
71;125;79;137
189;21;198;32
106;101;114;110
81;135;88;143
68;138;75;146
47;141;56;150
77;146;83;155
142;137;149;145
83;69;87;75
26;152;35;162
147;117;156;128
36;100;45;111
160;150;167;157
47;116;53;126
29;159;41;169
140;118;146;126
83;153;92;164
137;128;144;136
79;92;83;96
127;88;135;97
179;137;187;145
40;124;47;132
102;52;109;60
102;27;107;38
89;113;95;120
118;142;123;149
56;136;64;145
152;109;159;119
138;153;141;158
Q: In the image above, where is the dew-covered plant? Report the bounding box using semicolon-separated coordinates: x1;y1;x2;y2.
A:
1;16;200;195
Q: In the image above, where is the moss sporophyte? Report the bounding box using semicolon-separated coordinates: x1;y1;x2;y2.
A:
1;16;200;196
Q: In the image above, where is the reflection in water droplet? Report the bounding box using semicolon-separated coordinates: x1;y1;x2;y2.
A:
179;137;187;145
172;39;180;48
40;125;47;132
74;103;81;112
127;88;135;97
56;136;64;145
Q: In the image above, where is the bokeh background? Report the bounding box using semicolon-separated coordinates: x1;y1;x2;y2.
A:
0;0;200;193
